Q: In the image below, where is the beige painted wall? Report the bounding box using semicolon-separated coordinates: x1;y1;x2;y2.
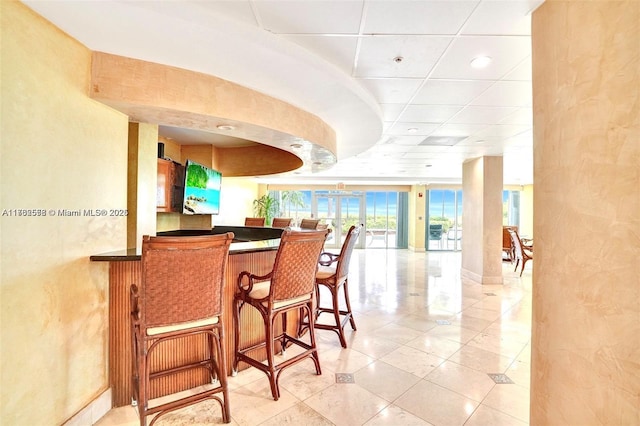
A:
519;184;534;238
1;2;128;424
531;1;639;423
408;185;426;251
217;178;261;226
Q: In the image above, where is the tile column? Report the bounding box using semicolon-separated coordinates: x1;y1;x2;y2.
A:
531;1;639;423
461;156;504;285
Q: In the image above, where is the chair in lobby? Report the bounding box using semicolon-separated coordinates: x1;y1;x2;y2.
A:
428;224;444;249
309;224;361;348
299;218;320;229
232;229;329;400
245;217;266;227
508;228;533;276
130;233;234;426
502;226;518;262
271;217;292;228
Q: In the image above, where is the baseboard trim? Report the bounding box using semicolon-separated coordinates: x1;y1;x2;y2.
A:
64;388;112;425
461;268;504;285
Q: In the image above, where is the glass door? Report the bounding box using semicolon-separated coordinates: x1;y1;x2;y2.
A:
427;189;463;251
314;192;365;249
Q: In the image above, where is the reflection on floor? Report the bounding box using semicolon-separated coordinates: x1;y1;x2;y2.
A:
96;250;532;426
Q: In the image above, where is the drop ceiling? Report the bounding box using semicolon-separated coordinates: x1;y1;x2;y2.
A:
24;0;544;186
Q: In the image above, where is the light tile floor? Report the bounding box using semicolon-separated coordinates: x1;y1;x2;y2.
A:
96;250;532;426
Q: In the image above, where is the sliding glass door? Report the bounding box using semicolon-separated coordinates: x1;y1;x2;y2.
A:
427;189;463;251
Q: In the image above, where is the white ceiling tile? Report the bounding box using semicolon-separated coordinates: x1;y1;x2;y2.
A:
430;123;488;137
470;81;532;107
284;35;357;74
382;135;426;146
255;1;364;34
399;105;463;122
505;130;534;147
412;79;494;105
193;1;258;27
430;36;532;80
462;0;543;36
386;122;441;135
380;104;406;121
500;108;533;125
472;124;531;139
355;35;453;78
503;56;532;81
447;106;519;124
408;145;453;154
400;152;441;159
364;1;478;35
358;78;423;104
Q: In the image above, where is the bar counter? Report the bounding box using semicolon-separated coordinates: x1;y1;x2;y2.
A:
91;226;292;407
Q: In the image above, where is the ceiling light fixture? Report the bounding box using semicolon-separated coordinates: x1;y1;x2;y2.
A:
290;143;303;149
407;127;418;133
216;124;235;131
470;56;492;68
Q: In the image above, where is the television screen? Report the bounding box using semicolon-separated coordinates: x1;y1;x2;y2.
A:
182;160;222;215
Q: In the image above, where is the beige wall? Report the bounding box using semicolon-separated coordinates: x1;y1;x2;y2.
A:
519;184;534;237
531;1;639;423
408;185;426;251
216;178;261;226
1;2;128;424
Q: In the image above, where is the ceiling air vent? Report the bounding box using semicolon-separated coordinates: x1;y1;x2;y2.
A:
419;136;467;146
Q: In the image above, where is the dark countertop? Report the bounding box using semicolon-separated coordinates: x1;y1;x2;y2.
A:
90;226;284;262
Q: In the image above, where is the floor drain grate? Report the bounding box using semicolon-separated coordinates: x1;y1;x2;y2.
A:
488;373;514;384
335;373;355;384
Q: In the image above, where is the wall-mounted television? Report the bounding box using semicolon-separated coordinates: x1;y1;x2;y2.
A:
182;160;222;215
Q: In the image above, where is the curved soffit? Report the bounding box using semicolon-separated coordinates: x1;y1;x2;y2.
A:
23;0;384;162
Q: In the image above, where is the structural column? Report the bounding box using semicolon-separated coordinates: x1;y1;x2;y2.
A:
127;122;158;248
461;156;504;285
531;1;639;423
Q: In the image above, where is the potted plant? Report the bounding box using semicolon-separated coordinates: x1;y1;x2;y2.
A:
252;193;279;226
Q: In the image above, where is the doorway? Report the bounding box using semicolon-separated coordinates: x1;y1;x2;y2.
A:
427;189;463;251
313;191;365;249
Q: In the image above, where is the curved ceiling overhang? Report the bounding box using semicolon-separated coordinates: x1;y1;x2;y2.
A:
91;52;335;176
24;0;384;162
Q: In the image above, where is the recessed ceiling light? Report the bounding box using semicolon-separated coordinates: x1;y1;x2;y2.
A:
290;143;303;149
216;124;235;131
470;56;492;68
425;164;433;168
407;127;418;133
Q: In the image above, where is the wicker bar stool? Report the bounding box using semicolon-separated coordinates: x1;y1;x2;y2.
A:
244;217;266;226
271;218;293;228
312;224;361;348
299;218;320;229
130;233;233;425
232;229;329;400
